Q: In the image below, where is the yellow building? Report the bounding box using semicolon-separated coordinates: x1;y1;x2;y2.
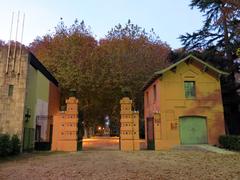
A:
143;55;229;150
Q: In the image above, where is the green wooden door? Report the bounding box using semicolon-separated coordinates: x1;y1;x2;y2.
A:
180;116;208;144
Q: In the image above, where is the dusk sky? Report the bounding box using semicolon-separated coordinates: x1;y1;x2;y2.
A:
0;0;204;49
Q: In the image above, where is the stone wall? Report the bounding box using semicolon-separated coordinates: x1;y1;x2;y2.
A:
0;46;29;141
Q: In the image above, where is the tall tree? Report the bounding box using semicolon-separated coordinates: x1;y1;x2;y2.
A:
29;19;171;132
83;20;171;130
30;19;98;128
180;0;240;70
179;1;240;135
223;0;240;8
30;19;97;93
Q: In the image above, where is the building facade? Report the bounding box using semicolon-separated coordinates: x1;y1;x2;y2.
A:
143;55;228;150
0;46;60;151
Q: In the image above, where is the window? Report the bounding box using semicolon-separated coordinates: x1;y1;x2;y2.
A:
153;84;157;102
184;81;196;98
8;85;14;96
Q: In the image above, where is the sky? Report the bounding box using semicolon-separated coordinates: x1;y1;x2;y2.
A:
0;0;204;49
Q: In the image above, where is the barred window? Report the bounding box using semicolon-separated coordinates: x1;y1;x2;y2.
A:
8;85;14;96
184;81;196;98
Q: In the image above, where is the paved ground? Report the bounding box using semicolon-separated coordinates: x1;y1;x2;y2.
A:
174;144;236;154
82;136;120;150
0;137;240;180
82;136;146;150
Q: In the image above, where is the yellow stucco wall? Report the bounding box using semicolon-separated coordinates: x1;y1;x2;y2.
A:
144;62;225;149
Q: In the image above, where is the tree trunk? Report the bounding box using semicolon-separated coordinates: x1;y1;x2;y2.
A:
221;4;233;70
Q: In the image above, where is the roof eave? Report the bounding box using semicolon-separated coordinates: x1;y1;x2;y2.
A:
142;73;161;91
142;54;229;92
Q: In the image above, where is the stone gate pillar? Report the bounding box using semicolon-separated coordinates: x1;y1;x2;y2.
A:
120;97;140;151
133;111;140;150
153;112;161;150
51;96;79;152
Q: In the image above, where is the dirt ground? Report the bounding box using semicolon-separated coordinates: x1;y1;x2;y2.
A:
0;138;240;180
82;136;120;151
0;150;240;180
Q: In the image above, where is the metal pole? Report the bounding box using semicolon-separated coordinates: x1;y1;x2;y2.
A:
18;13;25;75
6;12;14;73
12;11;20;72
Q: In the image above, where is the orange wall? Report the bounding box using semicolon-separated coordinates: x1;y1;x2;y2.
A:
144;80;161;142
48;82;60;116
47;82;60;141
51;97;78;152
51;113;78;152
144;80;161;117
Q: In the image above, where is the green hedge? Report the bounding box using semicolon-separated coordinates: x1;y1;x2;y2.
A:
219;135;240;151
0;134;21;157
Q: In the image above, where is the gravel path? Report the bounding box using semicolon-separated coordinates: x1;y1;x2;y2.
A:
82;136;119;151
0;149;240;180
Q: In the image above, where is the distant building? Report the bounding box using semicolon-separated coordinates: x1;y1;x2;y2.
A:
143;55;228;150
0;46;60;151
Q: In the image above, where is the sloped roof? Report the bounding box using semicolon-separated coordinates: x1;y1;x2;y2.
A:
29;52;59;87
142;54;229;91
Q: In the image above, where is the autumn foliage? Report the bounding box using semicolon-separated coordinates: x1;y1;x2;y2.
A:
30;19;171;128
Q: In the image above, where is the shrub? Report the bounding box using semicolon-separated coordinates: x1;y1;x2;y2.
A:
34;142;51;151
0;134;21;157
11;135;21;155
0;134;12;156
219;135;240;151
